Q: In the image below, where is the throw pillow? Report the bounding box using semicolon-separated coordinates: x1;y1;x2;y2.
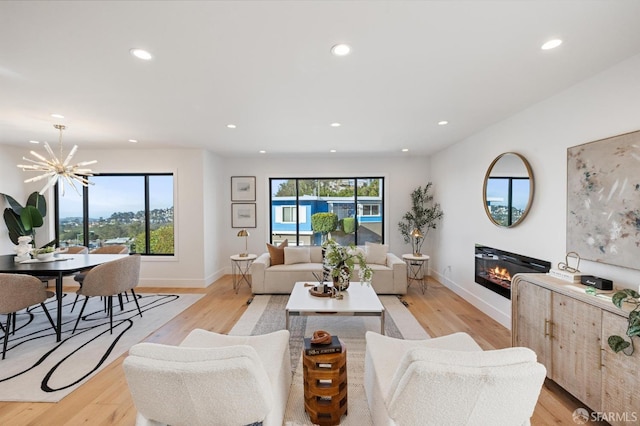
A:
266;239;288;265
284;247;311;265
365;242;388;265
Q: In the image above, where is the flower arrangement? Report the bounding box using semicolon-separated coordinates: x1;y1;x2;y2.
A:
323;239;373;286
32;246;55;255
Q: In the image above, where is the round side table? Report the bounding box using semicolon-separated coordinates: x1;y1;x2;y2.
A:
230;254;257;294
402;254;429;294
302;343;348;426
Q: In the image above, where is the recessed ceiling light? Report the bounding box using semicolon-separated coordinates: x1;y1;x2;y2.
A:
541;39;562;50
227;124;237;129
330;149;337;153
330;122;341;127
402;148;409;152
50;113;64;119
259;150;266;154
331;44;351;56
29;140;39;144
438;120;449;126
128;139;138;143
130;48;153;60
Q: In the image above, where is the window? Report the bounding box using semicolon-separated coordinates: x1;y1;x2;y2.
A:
269;177;384;246
55;173;174;255
282;206;296;223
359;204;380;216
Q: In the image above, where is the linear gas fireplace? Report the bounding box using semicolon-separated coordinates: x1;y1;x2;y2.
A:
474;245;550;299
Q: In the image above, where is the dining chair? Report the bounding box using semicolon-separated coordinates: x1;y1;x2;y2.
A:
90;245;129;255
72;254;141;334
65;245;89;254
0;273;57;360
71;244;129;311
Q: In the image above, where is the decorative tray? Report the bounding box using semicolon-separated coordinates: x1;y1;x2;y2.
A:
309;286;332;298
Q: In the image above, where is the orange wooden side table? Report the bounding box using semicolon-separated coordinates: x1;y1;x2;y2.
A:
302;343;348;426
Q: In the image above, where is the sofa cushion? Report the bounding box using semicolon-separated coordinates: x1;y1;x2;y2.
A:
365;242;388;265
310;246;324;263
284;247;311;265
267;239;288;265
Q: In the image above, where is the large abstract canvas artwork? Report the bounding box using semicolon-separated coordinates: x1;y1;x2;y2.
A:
567;130;640;270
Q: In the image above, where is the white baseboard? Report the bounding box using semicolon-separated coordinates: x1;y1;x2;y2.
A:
432;270;511;330
138;267;226;288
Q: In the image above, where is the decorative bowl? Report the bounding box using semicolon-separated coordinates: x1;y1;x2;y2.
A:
36;252;55;261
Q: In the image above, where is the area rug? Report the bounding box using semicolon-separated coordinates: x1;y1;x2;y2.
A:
0;292;202;402
229;295;430;426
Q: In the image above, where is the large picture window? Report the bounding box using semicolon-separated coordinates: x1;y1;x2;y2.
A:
55;173;174;255
269;177;384;246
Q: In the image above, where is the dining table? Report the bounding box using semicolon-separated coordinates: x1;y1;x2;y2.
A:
0;253;129;341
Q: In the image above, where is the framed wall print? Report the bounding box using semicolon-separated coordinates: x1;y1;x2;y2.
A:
232;203;257;228
567;130;640;270
231;176;256;201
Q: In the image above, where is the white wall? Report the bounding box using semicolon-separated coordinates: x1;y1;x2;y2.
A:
1;145;432;287
83;148;209;287
0;147;212;287
204;150;227;285
430;53;640;328
218;155;431;261
0;146;30;254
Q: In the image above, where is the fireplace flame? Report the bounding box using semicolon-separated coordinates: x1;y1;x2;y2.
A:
488;266;511;282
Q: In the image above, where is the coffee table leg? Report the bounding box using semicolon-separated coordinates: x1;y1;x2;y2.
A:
285;310;290;331
381;310;385;335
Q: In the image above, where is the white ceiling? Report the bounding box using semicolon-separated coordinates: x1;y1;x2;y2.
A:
1;1;640;158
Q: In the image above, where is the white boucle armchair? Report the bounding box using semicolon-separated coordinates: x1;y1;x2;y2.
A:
364;331;546;426
123;329;291;426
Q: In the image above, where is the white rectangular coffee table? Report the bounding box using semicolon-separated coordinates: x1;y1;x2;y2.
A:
285;281;385;334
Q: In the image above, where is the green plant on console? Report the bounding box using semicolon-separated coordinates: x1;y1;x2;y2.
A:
1;191;48;246
311;212;338;243
607;288;640;356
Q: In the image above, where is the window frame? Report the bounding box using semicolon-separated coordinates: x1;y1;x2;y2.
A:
269;177;385;246
54;172;175;256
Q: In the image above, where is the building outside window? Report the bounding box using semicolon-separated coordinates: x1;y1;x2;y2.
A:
269;177;384;246
359;204;380;216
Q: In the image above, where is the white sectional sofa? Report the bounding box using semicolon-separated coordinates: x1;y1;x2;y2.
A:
249;244;407;294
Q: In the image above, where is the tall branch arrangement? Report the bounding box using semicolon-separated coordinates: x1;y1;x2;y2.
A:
398;183;443;254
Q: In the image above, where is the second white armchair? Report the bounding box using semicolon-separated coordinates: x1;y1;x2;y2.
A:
364;331;546;426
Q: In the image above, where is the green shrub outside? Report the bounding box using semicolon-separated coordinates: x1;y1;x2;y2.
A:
311;212;338;234
342;217;356;234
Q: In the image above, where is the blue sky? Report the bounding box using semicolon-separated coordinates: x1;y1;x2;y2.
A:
58;175;173;218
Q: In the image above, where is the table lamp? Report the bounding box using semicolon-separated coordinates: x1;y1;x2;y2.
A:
237;229;249;257
410;228;423;256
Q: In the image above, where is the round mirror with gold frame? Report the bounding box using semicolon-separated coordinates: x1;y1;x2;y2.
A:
483;152;534;227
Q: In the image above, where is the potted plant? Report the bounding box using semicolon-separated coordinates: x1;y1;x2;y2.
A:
1;191;49;247
398;183;443;256
607;288;640;356
322;239;373;290
311;212;338;244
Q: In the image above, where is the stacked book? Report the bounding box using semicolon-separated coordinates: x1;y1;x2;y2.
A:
303;335;342;356
548;268;582;283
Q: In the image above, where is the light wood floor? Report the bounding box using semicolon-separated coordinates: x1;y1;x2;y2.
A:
0;276;596;425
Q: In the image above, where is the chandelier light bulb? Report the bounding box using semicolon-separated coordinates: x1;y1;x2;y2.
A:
17;124;97;195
